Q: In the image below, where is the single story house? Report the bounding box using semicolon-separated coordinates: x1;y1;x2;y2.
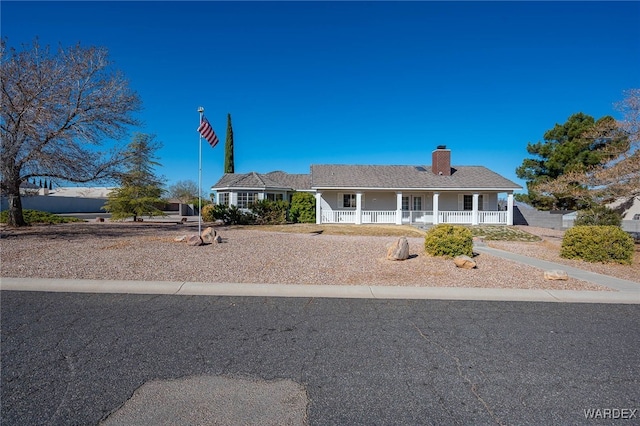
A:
210;146;522;226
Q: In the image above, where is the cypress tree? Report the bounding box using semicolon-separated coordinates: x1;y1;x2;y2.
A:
224;113;234;173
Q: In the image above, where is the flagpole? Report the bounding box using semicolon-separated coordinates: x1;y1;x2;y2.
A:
197;106;204;236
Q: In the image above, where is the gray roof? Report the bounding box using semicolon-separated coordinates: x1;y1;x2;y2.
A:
211;171;311;191
211;165;521;192
310;165;522;190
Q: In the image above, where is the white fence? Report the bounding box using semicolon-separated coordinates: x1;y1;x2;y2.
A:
479;211;508;224
438;211;472;224
322;210;509;225
321;210;356;223
402;211;433;224
362;210;396;224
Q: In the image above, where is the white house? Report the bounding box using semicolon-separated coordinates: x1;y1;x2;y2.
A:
211;146;522;226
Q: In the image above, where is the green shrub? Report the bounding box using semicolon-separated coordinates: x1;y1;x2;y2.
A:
574;205;622;227
249;199;289;225
0;209;83;224
201;204;215;222
561;225;634;264
289;192;316;223
424;224;474;257
205;204;253;225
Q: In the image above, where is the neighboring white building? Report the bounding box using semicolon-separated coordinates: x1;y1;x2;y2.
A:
211;146;522;226
2;186;114;214
609;196;640;220
46;186;115;198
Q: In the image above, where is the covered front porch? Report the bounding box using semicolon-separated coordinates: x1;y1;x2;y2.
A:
315;191;515;226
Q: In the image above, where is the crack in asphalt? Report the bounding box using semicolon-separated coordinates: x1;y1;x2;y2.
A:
48;353;75;424
410;321;506;426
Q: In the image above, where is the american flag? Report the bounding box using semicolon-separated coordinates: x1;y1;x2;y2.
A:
197;116;219;148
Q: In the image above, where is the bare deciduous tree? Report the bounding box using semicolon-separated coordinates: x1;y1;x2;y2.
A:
535;89;640;207
0;38;142;226
167;179;201;204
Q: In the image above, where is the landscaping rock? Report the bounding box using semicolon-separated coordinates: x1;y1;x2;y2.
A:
174;235;188;242
544;270;569;280
201;227;217;244
386;237;410;261
187;235;204;246
213;235;222;244
453;255;477;269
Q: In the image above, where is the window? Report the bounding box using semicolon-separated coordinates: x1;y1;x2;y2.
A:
266;193;284;202
413;196;422;211
343;193;356;208
463;194;484;211
218;192;229;206
237;192;258;209
463;195;473;211
402;196;410;211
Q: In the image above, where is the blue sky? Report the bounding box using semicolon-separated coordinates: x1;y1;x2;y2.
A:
3;1;639;193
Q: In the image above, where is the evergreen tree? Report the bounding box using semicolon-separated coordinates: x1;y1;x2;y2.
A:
103;133;165;221
515;113;619;210
534;89;638;206
224;113;234;173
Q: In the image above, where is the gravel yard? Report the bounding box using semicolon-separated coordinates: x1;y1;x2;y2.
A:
1;223;638;291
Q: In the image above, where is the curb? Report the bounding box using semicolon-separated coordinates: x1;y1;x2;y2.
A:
2;277;639;304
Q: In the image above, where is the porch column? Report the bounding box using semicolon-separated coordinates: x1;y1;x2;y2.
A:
315;191;322;224
507;193;514;225
433;192;439;225
472;193;479;225
355;192;363;225
396;192;403;225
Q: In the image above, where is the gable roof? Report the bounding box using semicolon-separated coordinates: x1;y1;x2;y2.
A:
211;171;311;191
311;165;522;191
264;171;312;191
211;165;521;192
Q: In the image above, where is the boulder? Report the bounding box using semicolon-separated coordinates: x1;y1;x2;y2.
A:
187;235;204;246
213;235;222;244
201;227;217;244
174;235;188;243
544;270;569;280
387;237;410;261
453;255;477;269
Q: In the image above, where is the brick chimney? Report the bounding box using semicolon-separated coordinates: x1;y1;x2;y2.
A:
432;145;451;176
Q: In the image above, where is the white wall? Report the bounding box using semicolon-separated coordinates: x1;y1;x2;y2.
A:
1;195;107;213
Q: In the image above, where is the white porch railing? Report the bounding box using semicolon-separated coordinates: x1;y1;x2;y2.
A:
479;211;508;224
322;210;356;223
362;210;397;224
402;211;433;224
438;211;472;224
321;210;509;225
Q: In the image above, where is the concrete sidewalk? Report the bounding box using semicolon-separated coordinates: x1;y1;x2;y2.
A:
473;243;640;292
2;277;639;304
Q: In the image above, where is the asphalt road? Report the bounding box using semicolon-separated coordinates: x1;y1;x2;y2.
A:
2;291;639;425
